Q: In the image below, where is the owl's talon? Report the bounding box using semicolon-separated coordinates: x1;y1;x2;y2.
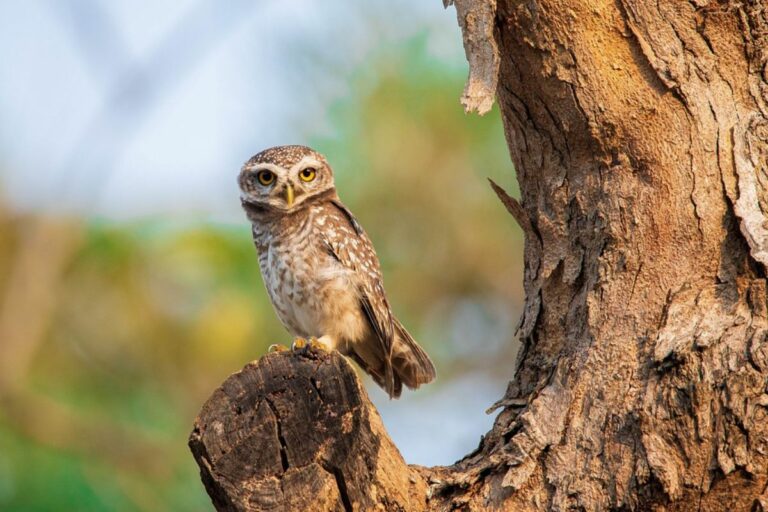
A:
308;337;329;352
291;338;308;351
268;344;289;353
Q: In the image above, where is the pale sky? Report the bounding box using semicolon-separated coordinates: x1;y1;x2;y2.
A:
0;0;464;220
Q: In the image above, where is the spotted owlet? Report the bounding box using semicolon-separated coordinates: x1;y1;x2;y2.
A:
238;145;436;398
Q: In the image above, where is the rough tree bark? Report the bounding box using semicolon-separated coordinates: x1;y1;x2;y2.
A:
190;0;768;510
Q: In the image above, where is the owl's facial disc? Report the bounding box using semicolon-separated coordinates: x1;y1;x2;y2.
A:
239;150;334;215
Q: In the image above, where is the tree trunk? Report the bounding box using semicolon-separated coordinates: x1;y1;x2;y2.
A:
190;1;768;510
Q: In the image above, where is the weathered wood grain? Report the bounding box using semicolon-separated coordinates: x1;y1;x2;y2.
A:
189;350;428;511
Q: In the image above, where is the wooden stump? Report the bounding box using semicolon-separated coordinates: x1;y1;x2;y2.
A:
188;350;429;511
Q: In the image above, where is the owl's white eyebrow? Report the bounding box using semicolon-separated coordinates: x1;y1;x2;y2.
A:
290;156;322;171
246;163;286;174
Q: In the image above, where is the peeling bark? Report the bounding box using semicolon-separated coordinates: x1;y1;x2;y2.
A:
444;0;500;114
191;1;768;510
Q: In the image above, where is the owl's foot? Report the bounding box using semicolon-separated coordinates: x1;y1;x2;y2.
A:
290;337;308;351
308;337;330;352
290;337;330;354
268;344;289;353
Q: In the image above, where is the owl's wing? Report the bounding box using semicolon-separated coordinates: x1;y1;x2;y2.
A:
320;201;396;393
330;199;364;235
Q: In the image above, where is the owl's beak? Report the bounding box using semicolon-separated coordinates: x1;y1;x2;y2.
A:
284;183;295;207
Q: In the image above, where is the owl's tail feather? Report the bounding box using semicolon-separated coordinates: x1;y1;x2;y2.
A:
348;352;403;398
349;320;435;399
390;319;436;394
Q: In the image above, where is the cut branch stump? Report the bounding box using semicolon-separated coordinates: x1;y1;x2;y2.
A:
189;350;429;512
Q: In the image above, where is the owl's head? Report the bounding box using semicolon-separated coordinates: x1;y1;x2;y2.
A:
239;145;335;214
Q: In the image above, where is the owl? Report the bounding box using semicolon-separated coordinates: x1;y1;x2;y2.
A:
238;145;435;398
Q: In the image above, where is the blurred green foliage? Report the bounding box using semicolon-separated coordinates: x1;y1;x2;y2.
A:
0;37;520;510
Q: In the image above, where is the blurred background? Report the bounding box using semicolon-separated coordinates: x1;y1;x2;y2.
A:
0;1;523;510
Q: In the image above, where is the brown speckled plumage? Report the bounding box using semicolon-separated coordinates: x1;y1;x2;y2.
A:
238;145;435;398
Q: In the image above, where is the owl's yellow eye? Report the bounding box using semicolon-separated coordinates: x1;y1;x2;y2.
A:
256;170;275;186
299;168;316;182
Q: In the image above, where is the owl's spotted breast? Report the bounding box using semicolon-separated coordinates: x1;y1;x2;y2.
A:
256;204;370;346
